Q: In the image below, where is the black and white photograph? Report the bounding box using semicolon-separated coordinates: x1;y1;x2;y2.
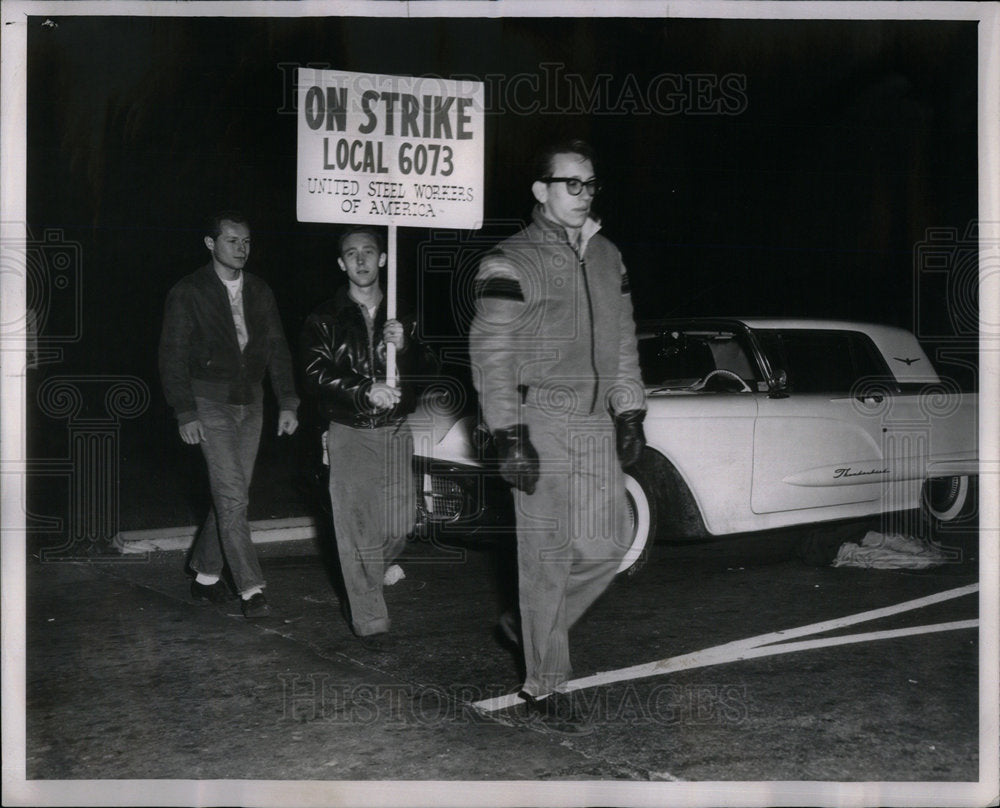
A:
2;1;997;806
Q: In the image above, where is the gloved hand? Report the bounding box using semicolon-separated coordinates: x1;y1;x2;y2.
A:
493;424;540;495
614;410;646;469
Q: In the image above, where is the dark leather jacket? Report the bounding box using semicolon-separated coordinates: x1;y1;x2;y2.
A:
301;286;437;429
158;264;299;425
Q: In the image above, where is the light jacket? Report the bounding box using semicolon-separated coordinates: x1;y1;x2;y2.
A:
158;264;299;425
469;205;646;429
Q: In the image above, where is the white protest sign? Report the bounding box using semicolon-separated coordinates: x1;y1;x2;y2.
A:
296;69;484;229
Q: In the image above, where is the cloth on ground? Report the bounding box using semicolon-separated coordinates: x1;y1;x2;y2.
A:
832;531;947;569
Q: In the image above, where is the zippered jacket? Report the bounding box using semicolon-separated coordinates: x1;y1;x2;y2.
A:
469;206;646;429
159;264;299;425
301;286;438;429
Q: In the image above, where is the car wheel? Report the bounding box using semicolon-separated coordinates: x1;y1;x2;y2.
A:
921;474;977;543
617;449;678;576
922;475;973;523
919;475;978;563
616;449;706;577
617;470;655;576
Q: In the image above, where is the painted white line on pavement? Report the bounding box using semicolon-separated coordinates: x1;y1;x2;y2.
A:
724;619;978;658
569;619;979;691
681;581;980;654
472;583;979;713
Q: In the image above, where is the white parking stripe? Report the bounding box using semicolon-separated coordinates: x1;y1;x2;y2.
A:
649;581;980;660
472;583;979;713
569;619;979;692
719;619;978;659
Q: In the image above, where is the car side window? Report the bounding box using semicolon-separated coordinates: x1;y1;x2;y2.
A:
759;329;892;394
638;335;712;385
707;337;756;382
638;331;758;388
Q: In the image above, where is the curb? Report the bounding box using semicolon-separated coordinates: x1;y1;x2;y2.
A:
116;516;319;553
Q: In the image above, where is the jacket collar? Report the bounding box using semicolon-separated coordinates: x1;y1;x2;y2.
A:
198;262;248;287
531;205;602;254
196;263;256;308
333;283;384;315
214;267;243;291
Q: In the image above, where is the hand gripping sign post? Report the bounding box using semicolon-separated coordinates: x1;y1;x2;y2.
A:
297;69;484;385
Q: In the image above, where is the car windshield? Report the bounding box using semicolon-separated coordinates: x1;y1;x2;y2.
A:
638;330;759;391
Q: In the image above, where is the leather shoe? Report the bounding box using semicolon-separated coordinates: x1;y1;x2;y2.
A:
522;691;594;735
241;592;271;619
339;599;392;650
356;632;394;652
190;579;231;604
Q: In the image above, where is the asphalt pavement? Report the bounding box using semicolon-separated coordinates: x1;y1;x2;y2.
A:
15;516;990;808
22;535;649;790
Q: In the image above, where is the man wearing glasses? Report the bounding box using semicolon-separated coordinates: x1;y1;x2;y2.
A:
469;139;647;732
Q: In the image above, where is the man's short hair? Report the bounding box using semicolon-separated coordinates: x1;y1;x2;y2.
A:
338;225;385;256
207;210;250;239
534;138;596;180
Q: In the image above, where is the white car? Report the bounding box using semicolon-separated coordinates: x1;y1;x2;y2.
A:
410;318;979;574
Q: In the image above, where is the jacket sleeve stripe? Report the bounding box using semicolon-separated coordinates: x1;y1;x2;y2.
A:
474;277;524;301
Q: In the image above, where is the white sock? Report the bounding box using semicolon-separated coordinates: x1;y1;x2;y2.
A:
241;585;263;600
195;573;220;586
383;564;405;586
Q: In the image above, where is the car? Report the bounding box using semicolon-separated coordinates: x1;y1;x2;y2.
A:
410;318;979;574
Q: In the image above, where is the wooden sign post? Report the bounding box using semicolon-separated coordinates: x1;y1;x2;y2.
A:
386;224;397;386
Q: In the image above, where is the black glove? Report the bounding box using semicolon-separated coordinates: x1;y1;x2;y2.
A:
493;424;540;495
614;410;646;469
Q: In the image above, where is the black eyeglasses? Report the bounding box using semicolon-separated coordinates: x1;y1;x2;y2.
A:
541;177;602;196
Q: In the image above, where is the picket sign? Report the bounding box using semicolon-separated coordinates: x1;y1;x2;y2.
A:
296;68;485;385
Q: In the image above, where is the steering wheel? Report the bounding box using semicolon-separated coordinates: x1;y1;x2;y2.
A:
692;369;752;392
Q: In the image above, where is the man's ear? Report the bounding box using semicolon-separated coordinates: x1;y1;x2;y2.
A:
337;257;347;273
204;236;215;252
378;252;387;269
531;180;548;205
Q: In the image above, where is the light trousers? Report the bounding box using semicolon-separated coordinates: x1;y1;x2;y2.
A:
326;421;414;636
515;409;630;697
189;396;264;595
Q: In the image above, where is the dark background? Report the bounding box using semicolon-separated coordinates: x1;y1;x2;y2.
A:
23;14;980;532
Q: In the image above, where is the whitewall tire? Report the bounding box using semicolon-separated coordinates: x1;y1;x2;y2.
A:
922;475;975;525
617;472;653;576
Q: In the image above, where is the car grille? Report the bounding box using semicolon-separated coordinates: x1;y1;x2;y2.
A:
422;473;464;521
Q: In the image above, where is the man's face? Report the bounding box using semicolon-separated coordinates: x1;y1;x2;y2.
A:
205;220;251;273
532;153;596;233
338;232;386;288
